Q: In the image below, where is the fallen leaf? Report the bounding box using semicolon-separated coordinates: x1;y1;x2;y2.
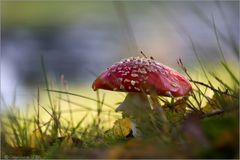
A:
112;118;132;137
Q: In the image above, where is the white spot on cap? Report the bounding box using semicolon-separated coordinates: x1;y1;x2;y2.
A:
131;73;139;77
120;85;125;90
133;65;138;69
117;78;123;83
124;79;131;83
134;87;141;91
132;70;137;73
144;76;148;80
171;83;178;88
118;70;124;73
131;80;136;86
117;67;122;70
138;68;147;74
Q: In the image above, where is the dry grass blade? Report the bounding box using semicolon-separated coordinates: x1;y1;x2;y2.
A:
62;75;74;128
59;98;113;114
47;89;114;110
188;35;210;82
211;14;226;63
140;51;148;58
41;55;53;109
190;80;237;98
221;62;239;85
71;113;88;135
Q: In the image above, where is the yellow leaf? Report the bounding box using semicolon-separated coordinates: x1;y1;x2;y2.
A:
112;118;132;137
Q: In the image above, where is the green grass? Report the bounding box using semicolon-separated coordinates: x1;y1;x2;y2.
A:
1;43;239;158
1;56;239;159
1;6;239;157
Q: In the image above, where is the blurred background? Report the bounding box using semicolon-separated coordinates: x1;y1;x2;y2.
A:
1;1;239;109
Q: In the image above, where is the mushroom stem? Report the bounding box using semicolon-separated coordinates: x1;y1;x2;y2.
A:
116;92;151;137
115;92;151;114
115;92;169;137
149;95;168;123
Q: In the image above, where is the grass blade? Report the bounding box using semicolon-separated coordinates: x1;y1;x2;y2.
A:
221;62;239;85
41;55;53;108
47;89;114;110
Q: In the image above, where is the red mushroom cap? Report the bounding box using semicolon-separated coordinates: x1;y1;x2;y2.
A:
92;57;192;97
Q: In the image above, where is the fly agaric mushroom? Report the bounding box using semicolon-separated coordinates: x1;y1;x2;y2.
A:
92;57;192;136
